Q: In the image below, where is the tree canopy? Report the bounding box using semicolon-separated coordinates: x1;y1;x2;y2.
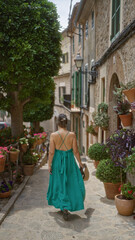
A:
0;0;61;136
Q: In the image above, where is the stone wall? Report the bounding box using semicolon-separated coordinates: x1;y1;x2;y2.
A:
95;0;110;60
122;0;135;29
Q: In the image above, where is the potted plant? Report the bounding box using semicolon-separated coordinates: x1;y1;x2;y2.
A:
113;85;132;127
96;158;126;199
93;103;110;130
71;100;75;108
124;147;135;185
0;147;8;172
9;147;20;163
19;137;29;153
115;182;135;216
0;181;12;198
27;136;37;149
106;129;135;168
86;125;98;136
113;100;132;127
121;81;135;103
88;143;109;168
22;150;38;176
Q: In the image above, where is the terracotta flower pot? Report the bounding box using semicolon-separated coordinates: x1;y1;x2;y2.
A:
119;112;132;127
20;144;28;153
93;160;100;169
123;88;135;103
0;156;6;172
115;194;134;216
103;182;121;199
94;126;99;133
9;150;20;163
36;139;42;145
23;164;35;176
0;190;11;198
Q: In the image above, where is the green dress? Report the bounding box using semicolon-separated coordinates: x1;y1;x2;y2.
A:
47;132;85;212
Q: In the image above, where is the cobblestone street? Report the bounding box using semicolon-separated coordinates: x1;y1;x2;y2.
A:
0;161;135;240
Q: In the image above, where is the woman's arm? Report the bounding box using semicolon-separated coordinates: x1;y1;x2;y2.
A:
72;133;84;168
48;133;55;173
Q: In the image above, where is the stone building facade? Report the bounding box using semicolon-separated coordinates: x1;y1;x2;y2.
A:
68;0;135;155
52;28;71;132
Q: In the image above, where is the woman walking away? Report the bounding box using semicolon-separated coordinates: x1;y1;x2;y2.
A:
47;114;85;220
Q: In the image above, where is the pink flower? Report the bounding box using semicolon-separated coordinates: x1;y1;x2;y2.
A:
0;155;4;158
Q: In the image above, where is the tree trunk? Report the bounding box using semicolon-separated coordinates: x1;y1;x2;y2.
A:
33;121;40;133
10;92;24;137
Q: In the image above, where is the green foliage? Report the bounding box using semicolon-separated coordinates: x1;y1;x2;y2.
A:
120;81;135;90
98;102;108;113
92;103;110;130
124;148;135;174
120;182;135;200
0;0;61;136
19;137;29;145
96;158;126;183
86;125;97;136
88;143;109;161
23;90;54;122
0;127;18;146
113;85;124;102
22;150;38;165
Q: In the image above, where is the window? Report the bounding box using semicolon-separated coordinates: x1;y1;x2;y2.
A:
85;21;88;38
111;0;120;40
59;86;66;103
62;52;68;63
78;24;81;44
85;65;88;105
72;35;75;54
92;11;94;29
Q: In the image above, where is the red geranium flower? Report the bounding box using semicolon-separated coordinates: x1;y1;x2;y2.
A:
128;190;133;194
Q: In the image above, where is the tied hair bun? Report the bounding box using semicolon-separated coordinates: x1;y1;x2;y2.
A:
58;114;67;128
60;118;66;122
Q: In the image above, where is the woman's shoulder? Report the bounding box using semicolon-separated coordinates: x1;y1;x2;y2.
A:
68;131;76;137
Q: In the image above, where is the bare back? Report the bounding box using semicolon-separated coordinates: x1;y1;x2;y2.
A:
49;129;78;154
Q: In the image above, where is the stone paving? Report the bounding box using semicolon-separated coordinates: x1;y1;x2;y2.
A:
0;161;135;240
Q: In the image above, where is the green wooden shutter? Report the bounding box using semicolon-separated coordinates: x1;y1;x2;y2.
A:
76;117;78;140
111;0;120;40
72;74;74;101
75;71;78;106
79;72;81;107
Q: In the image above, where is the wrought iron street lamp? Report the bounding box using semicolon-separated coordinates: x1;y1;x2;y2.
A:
74;53;98;84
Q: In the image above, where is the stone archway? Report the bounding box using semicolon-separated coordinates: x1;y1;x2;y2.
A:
108;73;120;136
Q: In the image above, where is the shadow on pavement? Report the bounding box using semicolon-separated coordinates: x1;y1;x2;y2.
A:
91;170;96;176
100;196;115;206
49;207;95;232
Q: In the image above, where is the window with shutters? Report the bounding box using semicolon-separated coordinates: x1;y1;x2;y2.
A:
59;86;66;103
71;74;74;102
72;72;81;107
111;0;121;41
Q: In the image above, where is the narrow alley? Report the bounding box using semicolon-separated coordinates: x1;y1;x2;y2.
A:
0;161;135;240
